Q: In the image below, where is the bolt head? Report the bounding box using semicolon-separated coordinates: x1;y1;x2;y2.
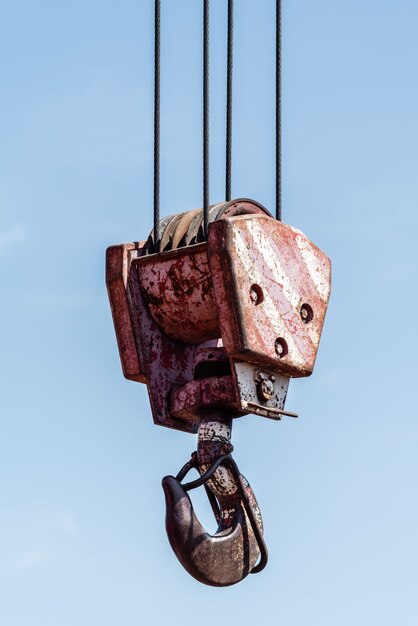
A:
249;284;263;305
250;288;258;304
258;378;274;401
274;337;288;358
300;303;313;324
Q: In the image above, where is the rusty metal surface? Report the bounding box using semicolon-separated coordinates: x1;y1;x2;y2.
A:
217;198;271;220
193;346;228;372
232;361;291;419
106;199;330;432
134;243;219;344
106;243;146;383
126;254;199;433
106;198;331;585
162;411;266;586
170;375;241;421
132;200;282;349
143;198;270;254
208;214;331;377
170;208;201;249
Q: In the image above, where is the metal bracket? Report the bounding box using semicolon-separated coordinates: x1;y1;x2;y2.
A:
232;361;297;420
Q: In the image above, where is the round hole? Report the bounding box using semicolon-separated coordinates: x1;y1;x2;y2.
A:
274;337;288;358
249;284;264;305
300;303;314;324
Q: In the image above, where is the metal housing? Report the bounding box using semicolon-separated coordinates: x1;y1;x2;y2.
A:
106;199;331;433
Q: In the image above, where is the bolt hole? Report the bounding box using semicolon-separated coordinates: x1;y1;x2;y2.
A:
300;303;314;324
275;337;288;358
249;284;264;305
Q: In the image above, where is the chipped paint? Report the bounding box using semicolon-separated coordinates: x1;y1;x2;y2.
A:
106;199;331;586
106;199;330;431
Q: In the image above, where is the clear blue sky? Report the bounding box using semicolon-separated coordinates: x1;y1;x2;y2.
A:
1;1;418;624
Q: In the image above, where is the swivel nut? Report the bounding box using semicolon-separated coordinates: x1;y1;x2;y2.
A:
255;370;276;402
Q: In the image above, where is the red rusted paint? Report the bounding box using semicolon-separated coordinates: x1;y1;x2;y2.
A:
208;214;331;377
134;243;219;344
106;243;146;383
106;199;331;587
128;258;199;432
105;200;331;432
170;376;241;421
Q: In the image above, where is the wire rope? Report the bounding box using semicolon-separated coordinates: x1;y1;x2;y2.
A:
276;0;282;220
154;0;161;249
203;0;210;236
225;0;234;202
153;1;281;238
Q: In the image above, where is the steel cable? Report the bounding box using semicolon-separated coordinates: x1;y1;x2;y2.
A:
276;0;282;221
154;1;280;239
203;0;210;237
154;0;161;250
225;0;233;202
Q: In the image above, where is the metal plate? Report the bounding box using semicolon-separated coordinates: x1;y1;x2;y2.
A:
232;361;294;420
106;243;146;383
208;214;331;378
134;243;219;345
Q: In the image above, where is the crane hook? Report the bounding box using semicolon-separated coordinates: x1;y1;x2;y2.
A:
162;411;268;587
